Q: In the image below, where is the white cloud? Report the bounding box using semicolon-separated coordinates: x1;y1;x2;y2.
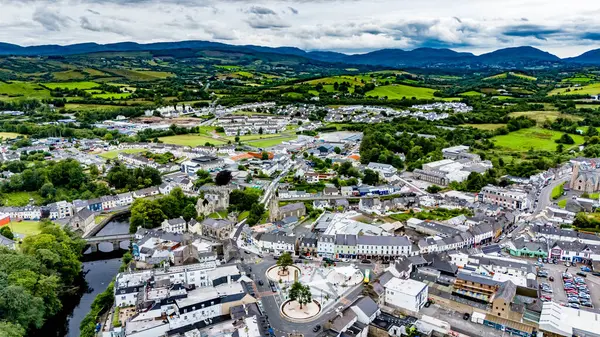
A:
0;0;597;56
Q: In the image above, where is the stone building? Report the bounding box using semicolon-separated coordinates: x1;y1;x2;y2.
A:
570;163;600;193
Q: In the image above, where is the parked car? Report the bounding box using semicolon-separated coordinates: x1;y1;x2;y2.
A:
576;272;587;278
581;266;592;272
592;272;600;277
313;325;321;332
361;259;371;264
570;303;580;309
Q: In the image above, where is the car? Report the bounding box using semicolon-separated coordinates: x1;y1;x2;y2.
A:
245;250;251;254
568;298;580;303
463;313;470;320
579;294;591;299
538;258;543;263
592;272;600;277
313;325;321;332
581;301;593;307
570;303;580;309
541;295;552;300
361;259;371;264
542;288;553;293
553;259;558;264
257;254;264;258
294;259;302;263
543;258;549;263
581;266;592;272
540;297;550;302
576;272;587;278
565;262;571;267
258;280;264;286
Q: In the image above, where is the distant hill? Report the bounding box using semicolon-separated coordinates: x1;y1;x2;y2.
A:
564;49;600;65
0;40;599;68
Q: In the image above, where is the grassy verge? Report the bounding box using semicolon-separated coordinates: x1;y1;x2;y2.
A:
558;199;567;208
98;148;145;159
551;184;564;200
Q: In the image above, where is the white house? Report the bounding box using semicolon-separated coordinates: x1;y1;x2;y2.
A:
101;195;118;210
317;234;335;258
350;296;380;324
116;192;133;206
384;277;428;313
356;236;412;260
161;218;187;234
255;233;296;255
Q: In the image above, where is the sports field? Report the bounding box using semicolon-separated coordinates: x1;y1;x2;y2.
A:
492;127;585;152
99;148;146;159
366;84;438;99
549;83;600;96
0;132;23;139
158;135;227;146
247;136;296;148
6;220;41;237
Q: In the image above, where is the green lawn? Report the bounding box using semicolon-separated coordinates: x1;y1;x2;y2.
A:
551;184;564;200
158;134;226;146
225;133;283;142
558;199;567;208
99;148;145;159
64;104;125;111
561;76;593;83
42;81;99;90
0;81;51;100
2;191;43;207
492;127;585;152
366;84;438;99
208;210;228;219
7;221;41;237
238;211;250;221
462;124;506;130
459;91;483;97
247;136;296;148
549;83;600;96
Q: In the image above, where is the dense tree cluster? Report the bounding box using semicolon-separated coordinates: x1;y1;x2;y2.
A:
106;163;162;191
0;220;85;337
129;188;197;233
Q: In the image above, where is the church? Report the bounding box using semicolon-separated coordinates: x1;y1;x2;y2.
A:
570;163;600;193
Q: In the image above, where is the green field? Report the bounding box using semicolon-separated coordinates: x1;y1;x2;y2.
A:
2;191;43;207
0;81;50;100
508;111;583;123
549;83;600;96
366;84;438;99
462;124;506;130
64;103;125;111
558;199;567;208
492;127;585;152
105;69;174;81
561;76;593;83
0;132;23;139
485;72;537;81
6;220;41;237
99;148;146;159
42;81;99;90
159;135;227;146
225;133;283;142
92;93;131;99
247;136;296;148
459;91;483;96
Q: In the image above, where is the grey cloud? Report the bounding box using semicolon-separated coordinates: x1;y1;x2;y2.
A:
288;7;299;14
245;6;276;15
246;18;290;29
581;32;600;40
502;24;563;40
80;16;128;35
32;8;72;31
87;9;101;15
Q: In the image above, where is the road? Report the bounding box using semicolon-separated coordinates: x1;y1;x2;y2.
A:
241;253;368;337
531;176;569;217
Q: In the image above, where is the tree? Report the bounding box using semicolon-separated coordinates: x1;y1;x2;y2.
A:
289;281;303;302
362;169;380;185
261;151;269;160
89;164;100;177
586;126;599;137
298;284;313;309
195;170;212;186
0;226;14;240
129;199;166;233
426;185;442;194
246;202;265;226
215;170;232;186
276;252;293;276
0;321;25;337
235;135;240;143
556;133;575;144
182;204;197;222
405;324;418;337
258;127;263;135
556;143;564;153
334;147;341;154
0;285;45;330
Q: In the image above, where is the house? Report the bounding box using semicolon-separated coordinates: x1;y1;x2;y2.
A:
87;198;103;212
335;199;350;210
161;218;187;234
198;218;235;240
158;182;175;195
570;163;600;193
350;296;380;324
0;234;15;249
46;200;73;219
383;277;428;313
101;195;118;210
367;162;398;180
69;208;95;231
507;239;548;258
181;156;225;174
335;234;357;259
270;201;306;221
133;186;160;198
255;233;297;255
116;192;133;206
298;234;318;256
195;189;229;216
313;200;330;210
356;236;412;260
317;234;335;258
323;187;340;196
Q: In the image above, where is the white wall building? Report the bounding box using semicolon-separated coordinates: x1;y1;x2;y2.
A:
384;277;429;313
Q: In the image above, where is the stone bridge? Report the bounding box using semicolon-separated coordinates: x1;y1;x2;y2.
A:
84;234;132;254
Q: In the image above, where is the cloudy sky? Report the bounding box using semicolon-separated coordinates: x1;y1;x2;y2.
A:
1;0;599;57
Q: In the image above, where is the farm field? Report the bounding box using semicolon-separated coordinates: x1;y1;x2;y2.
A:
64;103;125;111
104;69;174;81
158;134;226;146
7;220;41;237
365;84;438;99
485;72;537;81
99;148;146;159
459;91;483;96
492;127;585;152
42;81;99;90
247;136;296;148
549;83;600;96
508;111;582;123
561;76;593;83
0;132;23;139
0;81;50;100
2;191;43;207
462;124;506;130
92;93;132;99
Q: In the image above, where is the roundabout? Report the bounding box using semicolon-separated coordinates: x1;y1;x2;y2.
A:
280;299;322;322
266;264;302;283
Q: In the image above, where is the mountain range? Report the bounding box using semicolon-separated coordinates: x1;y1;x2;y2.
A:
0;40;598;68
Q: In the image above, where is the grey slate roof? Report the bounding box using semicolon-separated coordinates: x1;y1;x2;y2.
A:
357;235;411;246
352;296;379;317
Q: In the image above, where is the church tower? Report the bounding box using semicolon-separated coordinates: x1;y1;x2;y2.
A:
269;195;280;222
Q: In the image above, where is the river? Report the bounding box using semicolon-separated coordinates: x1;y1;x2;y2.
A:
63;215;131;337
